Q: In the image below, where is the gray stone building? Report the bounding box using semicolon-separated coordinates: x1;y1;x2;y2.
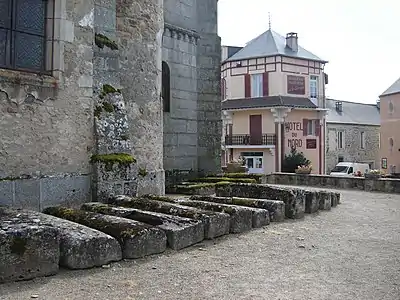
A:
0;0;221;210
325;99;380;173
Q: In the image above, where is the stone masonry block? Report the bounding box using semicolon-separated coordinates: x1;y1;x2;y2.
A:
94;162;137;182
41;176;91;210
14;179;40;211
0;181;13;207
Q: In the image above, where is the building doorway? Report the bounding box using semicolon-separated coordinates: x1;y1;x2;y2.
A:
241;152;264;174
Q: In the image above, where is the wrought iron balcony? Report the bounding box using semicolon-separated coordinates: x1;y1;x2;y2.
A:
224;134;276;146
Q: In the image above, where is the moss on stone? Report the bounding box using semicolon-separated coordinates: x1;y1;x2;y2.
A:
45;206;145;242
138;168;148;177
10;236;27;256
90;153;136;165
95;33;118;50
189;177;256;184
94;105;103;118
102;84;118;95
0;176;20;182
215;182;232;186
102;102;114;113
183;183;216;189
222;173;263;183
231;198;255;207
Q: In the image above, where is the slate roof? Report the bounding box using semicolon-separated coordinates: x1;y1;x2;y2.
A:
380;77;400;97
222;96;317;110
224;29;326;63
326;98;380;126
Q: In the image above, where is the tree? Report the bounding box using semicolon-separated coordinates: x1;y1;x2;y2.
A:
281;146;311;173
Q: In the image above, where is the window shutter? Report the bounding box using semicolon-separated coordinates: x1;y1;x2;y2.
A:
303;119;308;136
262;72;269;96
315;119;320;136
221;78;226;100
244;74;251;98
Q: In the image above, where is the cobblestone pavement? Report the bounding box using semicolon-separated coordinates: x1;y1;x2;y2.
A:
1;188;399;300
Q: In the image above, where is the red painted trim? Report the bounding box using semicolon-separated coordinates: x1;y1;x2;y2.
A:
281;123;285;170
319;122;322;174
275;123;279;172
303;119;308;136
244;74;251;97
262;72;269;96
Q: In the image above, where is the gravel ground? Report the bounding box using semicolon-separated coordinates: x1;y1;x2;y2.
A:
1;188;400;300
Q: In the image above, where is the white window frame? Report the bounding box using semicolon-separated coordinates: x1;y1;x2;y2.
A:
307;120;316;136
251;73;263;98
337;131;345;149
310;75;318;100
360;132;366;149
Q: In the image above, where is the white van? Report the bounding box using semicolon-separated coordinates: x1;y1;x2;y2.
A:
330;162;370;177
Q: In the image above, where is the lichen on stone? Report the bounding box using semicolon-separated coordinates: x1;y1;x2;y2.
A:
95;33;118;50
138;168;148;177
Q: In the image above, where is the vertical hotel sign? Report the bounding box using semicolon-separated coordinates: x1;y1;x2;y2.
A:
287;75;305;95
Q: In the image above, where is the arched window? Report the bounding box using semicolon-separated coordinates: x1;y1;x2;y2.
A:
162;61;170;112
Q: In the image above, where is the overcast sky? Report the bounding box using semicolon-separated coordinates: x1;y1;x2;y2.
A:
218;0;399;104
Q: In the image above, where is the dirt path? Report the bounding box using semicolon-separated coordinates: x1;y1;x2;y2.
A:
1;188;400;300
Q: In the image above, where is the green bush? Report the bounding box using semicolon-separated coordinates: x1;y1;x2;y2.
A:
282;147;311;173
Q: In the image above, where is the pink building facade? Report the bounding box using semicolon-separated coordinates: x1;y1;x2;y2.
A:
379;77;400;174
221;30;328;174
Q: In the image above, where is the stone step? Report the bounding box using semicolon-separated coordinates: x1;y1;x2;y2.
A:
43;206;167;259
81;203;205;251
190;195;284;222
27;211;122;269
216;183;305;219
0;208;60;283
169;199;262;233
109;195;230;240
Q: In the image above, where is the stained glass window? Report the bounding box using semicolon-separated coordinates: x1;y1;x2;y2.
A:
0;0;48;72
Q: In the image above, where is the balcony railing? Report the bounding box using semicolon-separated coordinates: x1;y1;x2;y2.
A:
225;134;276;146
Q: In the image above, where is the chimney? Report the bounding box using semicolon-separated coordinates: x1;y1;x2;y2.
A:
286;32;298;52
335;101;343;113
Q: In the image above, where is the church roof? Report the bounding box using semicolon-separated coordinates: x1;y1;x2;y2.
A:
224;29;327;63
380;77;400;97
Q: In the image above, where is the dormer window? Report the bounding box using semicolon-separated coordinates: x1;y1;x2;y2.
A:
335;101;343;113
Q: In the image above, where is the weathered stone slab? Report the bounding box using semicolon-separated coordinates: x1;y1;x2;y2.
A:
0;208;60;283
317;191;332;211
81;203;205;250
190;195;284;223
330;192;339;207
304;190;319;214
43;206;166;259
110;195;230;240
216;183;305;219
27;211;122;269
171;199;256;233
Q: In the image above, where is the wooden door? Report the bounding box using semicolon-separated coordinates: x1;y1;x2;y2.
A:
249;115;262;145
